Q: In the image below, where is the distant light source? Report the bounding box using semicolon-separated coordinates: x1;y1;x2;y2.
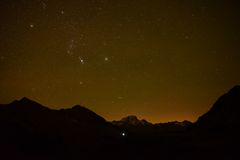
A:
121;132;126;137
29;24;34;28
104;57;109;61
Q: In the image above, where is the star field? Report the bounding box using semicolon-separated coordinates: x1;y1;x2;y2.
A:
0;0;240;122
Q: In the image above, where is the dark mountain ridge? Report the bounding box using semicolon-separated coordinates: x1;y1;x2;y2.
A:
112;115;152;126
112;115;192;135
194;85;240;131
1;85;240;159
0;97;122;159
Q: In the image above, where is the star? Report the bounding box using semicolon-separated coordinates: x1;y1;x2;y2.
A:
29;24;34;28
103;41;107;46
41;1;47;10
0;56;5;61
78;56;85;64
104;57;109;61
66;39;77;56
67;50;73;56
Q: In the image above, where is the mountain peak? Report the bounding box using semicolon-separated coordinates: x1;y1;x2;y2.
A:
113;115;152;126
9;97;49;111
61;104;106;123
19;97;35;103
71;105;91;111
121;115;139;121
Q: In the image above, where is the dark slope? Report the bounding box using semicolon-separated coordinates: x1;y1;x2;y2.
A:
195;85;240;130
60;105;106;124
0;98;121;160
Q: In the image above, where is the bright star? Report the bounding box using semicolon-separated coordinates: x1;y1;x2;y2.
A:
30;24;34;28
104;57;109;61
78;56;84;64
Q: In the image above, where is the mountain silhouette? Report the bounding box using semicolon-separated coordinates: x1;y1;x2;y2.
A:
112;115;192;135
0;87;240;160
194;85;240;131
0;98;121;159
112;115;152;126
154;120;192;133
60;105;107;125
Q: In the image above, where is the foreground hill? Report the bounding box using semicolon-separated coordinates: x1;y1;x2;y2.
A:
0;97;121;159
194;85;240;132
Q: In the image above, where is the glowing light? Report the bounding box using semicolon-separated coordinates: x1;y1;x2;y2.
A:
78;56;84;64
104;57;109;61
30;24;34;28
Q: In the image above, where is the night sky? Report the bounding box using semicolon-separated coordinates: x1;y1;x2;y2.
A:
0;0;240;123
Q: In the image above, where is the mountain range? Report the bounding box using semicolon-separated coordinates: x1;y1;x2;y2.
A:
0;85;240;160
